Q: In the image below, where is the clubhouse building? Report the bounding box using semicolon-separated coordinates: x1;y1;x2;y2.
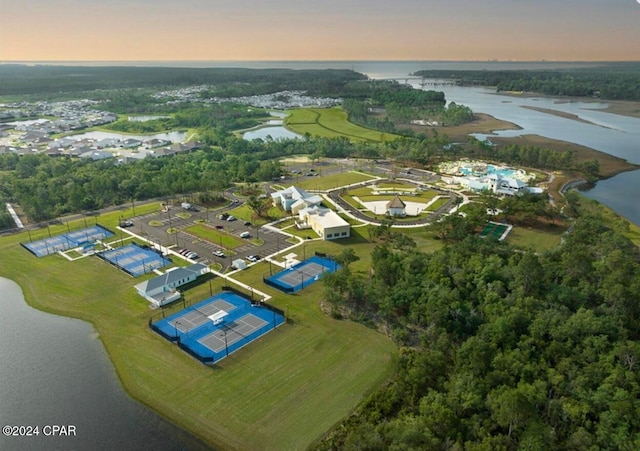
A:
135;263;209;307
297;206;350;240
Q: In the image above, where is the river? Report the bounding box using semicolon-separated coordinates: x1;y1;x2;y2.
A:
340;62;640;226
0;277;208;451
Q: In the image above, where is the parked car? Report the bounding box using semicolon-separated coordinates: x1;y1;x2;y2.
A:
213;250;225;257
243;221;252;226
247;255;261;262
120;219;133;227
240;231;251;238
215;225;224;229
226;215;236;221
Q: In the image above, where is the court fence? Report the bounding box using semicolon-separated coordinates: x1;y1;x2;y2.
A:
263;275;295;293
263;255;339;294
178;341;215;365
150;291;285;366
21;224;114;258
221;282;263;304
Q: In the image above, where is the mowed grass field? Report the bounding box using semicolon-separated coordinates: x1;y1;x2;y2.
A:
285;108;400;143
293;170;379;191
0;206;396;450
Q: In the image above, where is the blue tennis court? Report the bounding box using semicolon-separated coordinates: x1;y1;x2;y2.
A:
264;255;339;293
22;225;113;257
98;243;171;277
151;291;285;364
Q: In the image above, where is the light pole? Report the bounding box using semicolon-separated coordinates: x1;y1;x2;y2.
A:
174;320;183;341
221;329;228;358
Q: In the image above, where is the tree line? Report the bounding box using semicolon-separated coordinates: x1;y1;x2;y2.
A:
0;65;366;97
413;63;640;101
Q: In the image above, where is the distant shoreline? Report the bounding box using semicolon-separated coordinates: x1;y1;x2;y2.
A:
2;60;631;69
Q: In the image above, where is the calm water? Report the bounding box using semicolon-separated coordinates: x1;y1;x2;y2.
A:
0;277;209;451
243;125;303;141
579;171;640;226
128;115;171;122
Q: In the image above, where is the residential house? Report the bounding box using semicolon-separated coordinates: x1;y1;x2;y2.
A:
145;138;170;149
121;138;142;148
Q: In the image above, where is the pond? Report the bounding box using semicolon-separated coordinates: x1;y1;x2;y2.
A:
127;115;170;122
243;126;303;141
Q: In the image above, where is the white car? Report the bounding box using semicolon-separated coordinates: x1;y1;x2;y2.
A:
213;250;225;257
247;255;261;262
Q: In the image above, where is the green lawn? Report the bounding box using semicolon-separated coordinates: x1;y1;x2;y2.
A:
425;197;450;211
285;108;400;143
0;207;396;450
294;171;378;191
506;226;565;251
184;224;244;249
226;204;285;225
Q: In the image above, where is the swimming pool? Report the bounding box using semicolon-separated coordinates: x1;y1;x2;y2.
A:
458;163;525;179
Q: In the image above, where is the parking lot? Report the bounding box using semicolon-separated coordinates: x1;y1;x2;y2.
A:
125;202;292;269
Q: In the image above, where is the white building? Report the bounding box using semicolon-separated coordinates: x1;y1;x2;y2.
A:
271;186;323;214
135;263;208;307
454;173;535;196
298;206;350;240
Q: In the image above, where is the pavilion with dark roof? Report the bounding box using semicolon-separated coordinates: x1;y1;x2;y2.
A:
386;195;406;217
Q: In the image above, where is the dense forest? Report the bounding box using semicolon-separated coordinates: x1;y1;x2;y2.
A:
340;80;474;134
413;63;640;101
104;103;267;133
0;65;366;98
316;202;640;450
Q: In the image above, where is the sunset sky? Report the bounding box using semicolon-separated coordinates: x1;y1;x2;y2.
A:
1;0;639;62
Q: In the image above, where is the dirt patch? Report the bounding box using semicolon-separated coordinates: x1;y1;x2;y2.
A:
599;100;640;118
519;105;607;127
432;113;521;141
